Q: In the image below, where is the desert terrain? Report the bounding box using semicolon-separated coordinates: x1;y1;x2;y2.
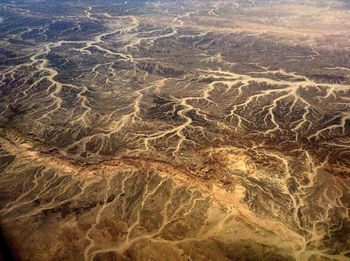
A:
0;0;350;260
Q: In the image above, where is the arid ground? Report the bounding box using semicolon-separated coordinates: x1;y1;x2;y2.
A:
0;0;350;260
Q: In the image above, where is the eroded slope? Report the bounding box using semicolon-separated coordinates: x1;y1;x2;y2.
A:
0;0;349;260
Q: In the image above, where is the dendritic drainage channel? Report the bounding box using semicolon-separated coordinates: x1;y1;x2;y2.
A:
0;0;350;260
